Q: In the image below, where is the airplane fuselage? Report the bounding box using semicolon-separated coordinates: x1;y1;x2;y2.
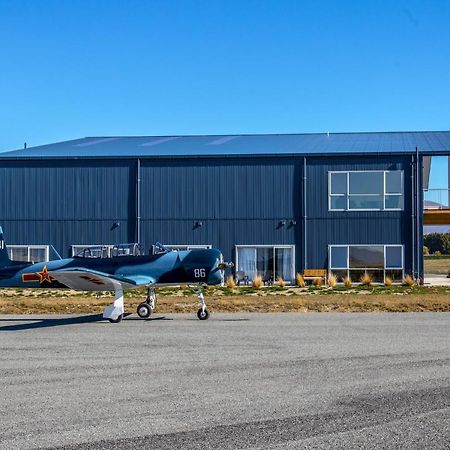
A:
0;248;224;290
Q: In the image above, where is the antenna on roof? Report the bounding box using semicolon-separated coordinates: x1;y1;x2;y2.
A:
24;142;27;149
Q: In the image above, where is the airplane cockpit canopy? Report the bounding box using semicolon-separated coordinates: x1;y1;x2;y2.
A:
74;243;181;258
111;243;143;257
151;242;169;255
75;246;110;259
75;243;143;258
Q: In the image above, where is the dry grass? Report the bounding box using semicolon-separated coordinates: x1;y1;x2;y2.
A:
252;276;263;289
1;285;450;315
277;277;286;288
360;273;373;287
328;274;337;288
344;277;352;288
424;256;450;275
1;293;449;314
403;274;415;287
384;276;393;287
296;273;305;288
226;276;236;288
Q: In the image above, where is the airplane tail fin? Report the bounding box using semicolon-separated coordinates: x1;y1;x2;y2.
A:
0;226;12;267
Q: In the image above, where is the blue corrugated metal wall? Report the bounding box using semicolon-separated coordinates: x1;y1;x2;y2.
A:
0;154;422;276
139;158;300;267
0;160;135;256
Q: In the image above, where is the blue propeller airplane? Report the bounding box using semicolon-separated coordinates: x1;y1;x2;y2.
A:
0;227;232;323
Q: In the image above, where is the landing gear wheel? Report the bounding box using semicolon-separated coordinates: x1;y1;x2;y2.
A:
137;303;152;319
108;314;123;323
197;308;210;320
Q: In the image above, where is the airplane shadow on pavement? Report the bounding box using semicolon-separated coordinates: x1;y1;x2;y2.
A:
0;314;170;331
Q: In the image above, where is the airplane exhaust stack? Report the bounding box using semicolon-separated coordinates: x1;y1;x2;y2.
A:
218;262;234;270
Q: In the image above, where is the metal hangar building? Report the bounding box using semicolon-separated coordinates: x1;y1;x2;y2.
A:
1;131;449;283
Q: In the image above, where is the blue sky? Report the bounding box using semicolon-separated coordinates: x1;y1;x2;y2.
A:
0;0;449;186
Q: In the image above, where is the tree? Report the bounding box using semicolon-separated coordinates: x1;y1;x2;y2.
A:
423;233;450;254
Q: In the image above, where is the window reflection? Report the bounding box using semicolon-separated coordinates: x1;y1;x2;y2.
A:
237;246;294;283
329;245;403;283
349;172;383;195
329;171;403;211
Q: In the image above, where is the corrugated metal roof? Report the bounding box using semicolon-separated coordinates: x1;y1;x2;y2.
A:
2;131;450;159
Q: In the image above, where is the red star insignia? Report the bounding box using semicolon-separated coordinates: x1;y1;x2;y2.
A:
37;265;53;284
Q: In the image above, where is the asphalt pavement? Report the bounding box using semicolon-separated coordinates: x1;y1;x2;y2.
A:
0;312;449;449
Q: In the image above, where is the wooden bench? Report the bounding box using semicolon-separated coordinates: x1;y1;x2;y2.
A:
303;269;327;283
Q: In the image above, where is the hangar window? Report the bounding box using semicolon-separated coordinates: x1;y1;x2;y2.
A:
329;245;403;283
235;245;295;284
7;245;49;262
329;171;403;211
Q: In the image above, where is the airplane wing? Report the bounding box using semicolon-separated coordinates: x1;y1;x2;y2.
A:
48;268;154;291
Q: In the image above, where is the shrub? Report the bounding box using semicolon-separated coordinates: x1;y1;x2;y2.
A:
360;273;373;286
276;276;286;288
384;276;393;287
296;273;305;287
226;276;236;288
423;246;429;256
434;250;442;257
403;274;415;287
344;276;352;288
252;275;263;289
328;274;337;288
313;277;322;287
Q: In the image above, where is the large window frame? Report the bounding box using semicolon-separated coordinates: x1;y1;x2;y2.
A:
8;245;49;262
328;170;404;211
328;244;404;283
235;245;295;283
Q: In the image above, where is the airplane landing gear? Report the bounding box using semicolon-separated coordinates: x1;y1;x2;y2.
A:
136;303;152;319
137;287;157;319
147;287;157;311
197;289;209;320
108;314;123;323
197;308;209;320
103;287;125;323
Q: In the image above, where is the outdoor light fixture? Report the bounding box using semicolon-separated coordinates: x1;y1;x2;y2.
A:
111;221;120;230
278;220;286;227
290;220;297;226
196;221;203;228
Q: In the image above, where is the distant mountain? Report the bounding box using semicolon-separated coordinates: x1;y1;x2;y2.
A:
424;225;450;234
424;199;445;209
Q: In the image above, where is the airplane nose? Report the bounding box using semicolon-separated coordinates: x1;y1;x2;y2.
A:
207;253;233;286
